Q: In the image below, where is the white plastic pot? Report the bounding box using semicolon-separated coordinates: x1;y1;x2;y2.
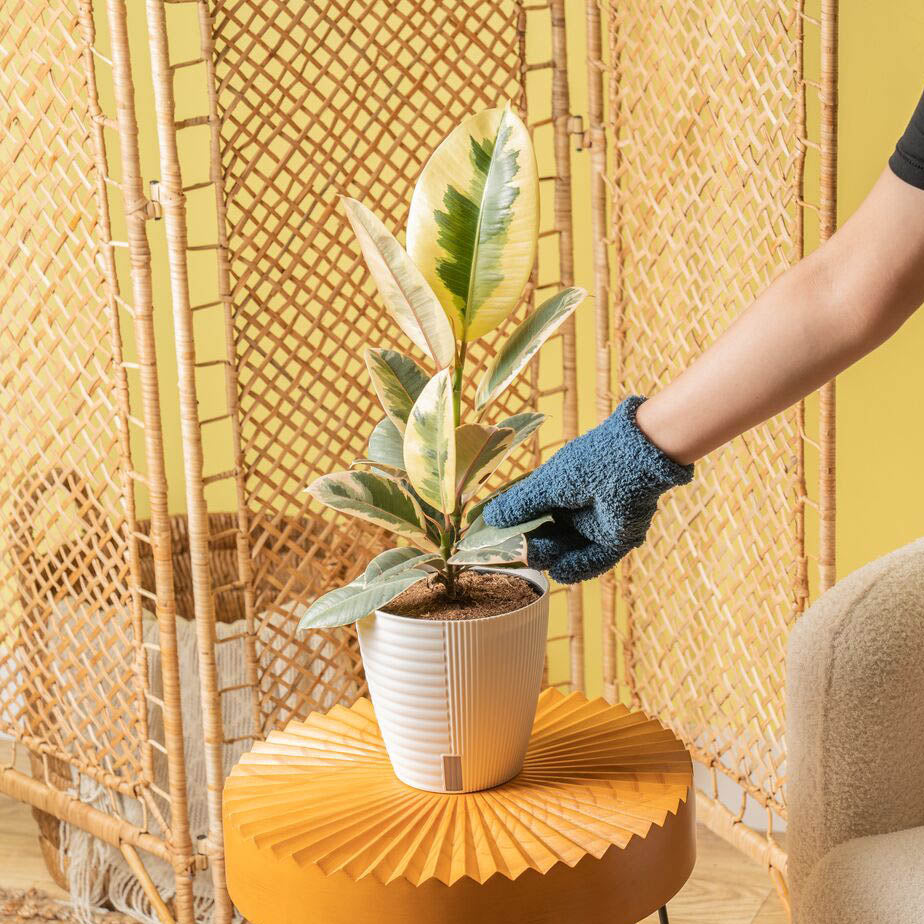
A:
357;568;549;793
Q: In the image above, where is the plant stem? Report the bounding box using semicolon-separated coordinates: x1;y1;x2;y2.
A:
447;339;468;601
452;340;467;428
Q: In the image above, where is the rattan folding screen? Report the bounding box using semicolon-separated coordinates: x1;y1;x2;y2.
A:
0;1;835;921
587;0;838;906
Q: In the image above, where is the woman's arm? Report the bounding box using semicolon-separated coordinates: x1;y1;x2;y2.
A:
486;93;924;584
636;168;924;464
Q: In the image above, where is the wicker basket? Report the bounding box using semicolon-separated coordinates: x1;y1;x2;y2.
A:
25;510;351;892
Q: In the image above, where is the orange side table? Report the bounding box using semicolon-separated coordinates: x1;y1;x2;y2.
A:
223;688;695;924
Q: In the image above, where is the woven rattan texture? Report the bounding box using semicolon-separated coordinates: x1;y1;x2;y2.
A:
0;1;146;787
600;0;807;816
206;0;557;733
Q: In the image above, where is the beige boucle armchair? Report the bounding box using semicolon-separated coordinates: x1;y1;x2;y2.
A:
787;536;924;923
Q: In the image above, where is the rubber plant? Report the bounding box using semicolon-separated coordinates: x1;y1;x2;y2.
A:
299;103;586;631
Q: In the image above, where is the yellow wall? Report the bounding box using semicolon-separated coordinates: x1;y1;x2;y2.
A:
835;1;924;577
118;1;924;698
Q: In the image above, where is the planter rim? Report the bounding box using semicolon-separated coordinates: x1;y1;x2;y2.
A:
375;566;549;626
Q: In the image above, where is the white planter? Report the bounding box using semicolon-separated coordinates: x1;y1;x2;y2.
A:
357;568;549;793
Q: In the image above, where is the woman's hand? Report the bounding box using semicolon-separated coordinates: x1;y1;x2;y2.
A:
484;397;693;583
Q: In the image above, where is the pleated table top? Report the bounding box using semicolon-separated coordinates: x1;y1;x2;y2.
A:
223;687;696;924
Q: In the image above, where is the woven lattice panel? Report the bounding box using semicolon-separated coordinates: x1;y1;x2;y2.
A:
207;0;551;732
602;0;806;815
0;0;146;785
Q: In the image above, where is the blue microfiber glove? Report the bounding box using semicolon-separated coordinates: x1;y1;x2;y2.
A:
484;395;693;584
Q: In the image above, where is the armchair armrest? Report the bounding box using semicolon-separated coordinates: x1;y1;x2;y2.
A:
786;537;924;908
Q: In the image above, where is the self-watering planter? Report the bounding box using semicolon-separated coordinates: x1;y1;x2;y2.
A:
357;568;549;793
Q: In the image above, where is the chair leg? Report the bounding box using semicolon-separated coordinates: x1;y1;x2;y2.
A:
657;907;669;924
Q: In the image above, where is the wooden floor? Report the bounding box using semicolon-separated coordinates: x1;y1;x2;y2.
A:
0;742;786;922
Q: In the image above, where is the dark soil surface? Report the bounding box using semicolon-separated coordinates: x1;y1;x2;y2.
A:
384;571;540;621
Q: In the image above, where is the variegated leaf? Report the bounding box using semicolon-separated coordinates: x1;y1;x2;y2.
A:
454;423;514;502
365;348;429;432
350;459;405;478
308;471;433;546
447;533;527;566
476;287;587;411
397;480;448;551
464;472;529;525
361;547;424;582
341;197;455;367
362;547;443;583
403;368;456;513
495;411;546;449
297;569;431;630
367;418;405;471
458;512;552;551
406;103;538;340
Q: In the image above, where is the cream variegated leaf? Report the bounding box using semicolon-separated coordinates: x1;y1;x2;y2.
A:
447;533;527;566
361;547;424;582
454;424;514;502
403;369;456;513
341;197;454;367
476;287;587;412
365;348;429;432
362;548;443;583
459;512;552;551
350;459;405;478
464;472;529;525
407;103;538;340
297;569;431;630
308;471;433;547
495;412;546;449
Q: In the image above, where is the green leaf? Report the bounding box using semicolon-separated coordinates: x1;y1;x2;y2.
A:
458;512;553;551
454;424;514;502
367;418;405;471
365;348;429;432
407;104;538;340
361;547;425;582
495;411;546;449
476;287;587;411
297;569;431;630
447;533;527;566
362;547;443;583
308;471;433;546
403;368;456;513
341;197;455;367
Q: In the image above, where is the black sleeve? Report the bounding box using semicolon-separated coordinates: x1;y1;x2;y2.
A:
889;90;924;190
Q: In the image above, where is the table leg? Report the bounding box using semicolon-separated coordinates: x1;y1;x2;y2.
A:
657;907;669;924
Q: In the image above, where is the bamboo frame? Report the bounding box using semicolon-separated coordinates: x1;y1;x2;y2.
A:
549;0;585;693
104;0;199;915
1;1;835;919
141;1;232;918
0;766;172;865
818;0;839;594
584;0;617;704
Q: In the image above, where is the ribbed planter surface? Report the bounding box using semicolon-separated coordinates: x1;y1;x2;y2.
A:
357;568;549;792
